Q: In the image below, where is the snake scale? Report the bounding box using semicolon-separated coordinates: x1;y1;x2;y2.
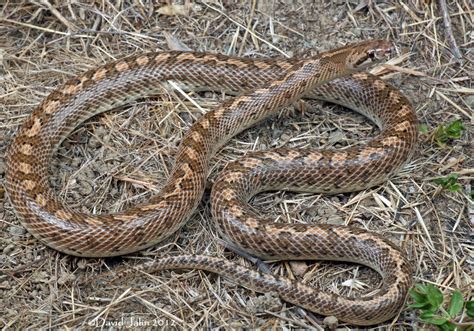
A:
5;40;417;325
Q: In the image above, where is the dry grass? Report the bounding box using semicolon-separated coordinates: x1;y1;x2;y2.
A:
0;1;472;329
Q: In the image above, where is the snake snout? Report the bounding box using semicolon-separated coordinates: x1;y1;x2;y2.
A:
350;40;394;69
369;44;394;61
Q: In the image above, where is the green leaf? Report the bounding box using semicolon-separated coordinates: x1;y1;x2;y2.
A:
420;311;434;321
424;317;448;325
466;300;474;318
447;173;459;183
434;126;448;144
445;119;464;138
439;322;457;331
409;287;428;303
416;283;429;294
447;290;464;317
433;119;465;147
433;174;461;192
408;302;430;309
419;124;429;134
426;284;444;309
447;183;461;192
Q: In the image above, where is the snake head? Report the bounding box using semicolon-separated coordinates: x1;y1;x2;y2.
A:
324;39;394;70
349;39;394;68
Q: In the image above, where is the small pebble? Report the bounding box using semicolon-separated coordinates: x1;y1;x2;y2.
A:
326;214;344;225
8;225;26;237
58;273;76;285
246;292;282;314
3;245;14;254
323;316;339;330
328;130;347;145
33;271;50;284
289;261;309;276
79;180;93;195
466;95;474;109
0;280;11;289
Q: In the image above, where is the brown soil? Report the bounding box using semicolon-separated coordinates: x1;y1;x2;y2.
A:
0;1;472;329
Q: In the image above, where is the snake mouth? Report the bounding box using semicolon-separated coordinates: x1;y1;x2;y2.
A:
354;46;394;68
368;49;379;61
368;46;394;61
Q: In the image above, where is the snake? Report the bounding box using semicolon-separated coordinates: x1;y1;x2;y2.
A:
5;40;417;325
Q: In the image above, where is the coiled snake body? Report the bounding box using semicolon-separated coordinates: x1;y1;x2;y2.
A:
6;40;417;325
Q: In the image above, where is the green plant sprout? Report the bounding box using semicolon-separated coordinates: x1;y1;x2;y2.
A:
433;173;461;192
408;284;474;330
430;119;465;147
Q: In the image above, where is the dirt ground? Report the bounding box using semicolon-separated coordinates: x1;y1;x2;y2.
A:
0;1;472;329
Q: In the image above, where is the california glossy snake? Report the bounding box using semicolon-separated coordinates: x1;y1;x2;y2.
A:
5;40;417;325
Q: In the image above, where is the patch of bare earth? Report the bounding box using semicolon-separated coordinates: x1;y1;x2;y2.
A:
0;1;472;329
